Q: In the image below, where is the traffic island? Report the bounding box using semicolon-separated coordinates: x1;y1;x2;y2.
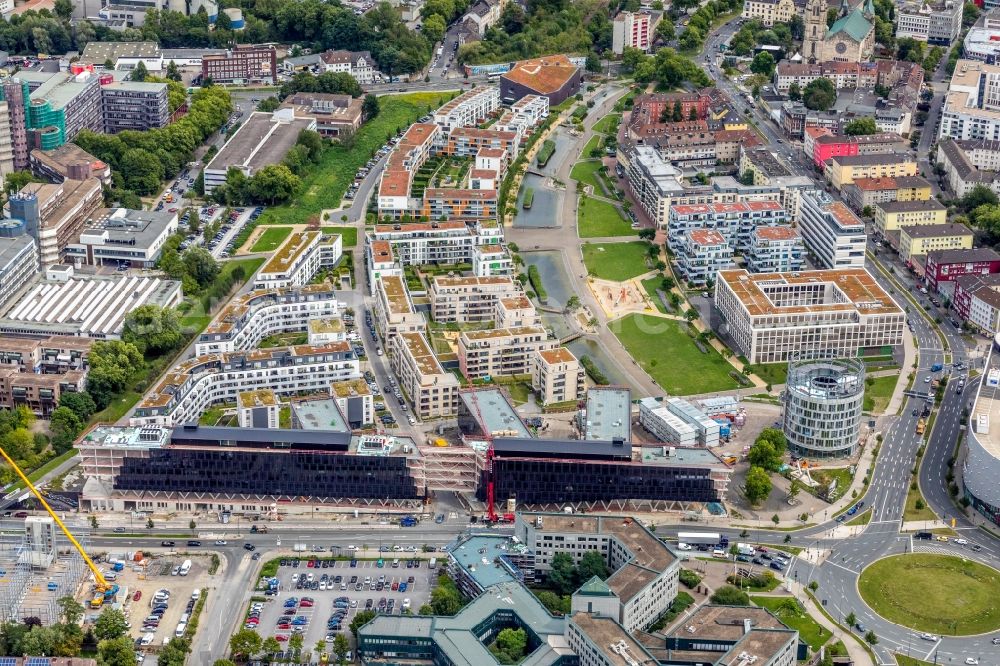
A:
857;554;1000;635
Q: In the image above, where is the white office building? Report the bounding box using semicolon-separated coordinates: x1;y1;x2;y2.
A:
798;190;867;268
0;232;38;312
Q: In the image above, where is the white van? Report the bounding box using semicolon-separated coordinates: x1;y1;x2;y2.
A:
175;622;187;637
712;549;727;558
140;633;155;646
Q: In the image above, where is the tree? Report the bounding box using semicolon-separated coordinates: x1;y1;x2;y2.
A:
826;6;839;27
844;117;878;135
363;94;380;120
4;170;42;195
492;628;528;663
548;552;577;595
97;636;136;666
165;60;182;81
656;18;675;41
578;550;610;581
845;611;857;627
745;466;773;505
262;636;281;655
710;585;750;606
750;51;775;77
535;590;568;615
59;390;96;423
94;608;129;641
350;610;376;638
423;14;446;44
802;78;837;111
788;82;801;101
229;628;262;660
213;661;237;666
87;340;144;408
565;296;581;311
50;407;83;453
54;0;73;18
249;164;300;204
333;634;350;665
131;61;149;82
123;305;182;356
57;596;84;625
865;630;878;644
672;100;683;122
182;246;219;288
289;632;304;653
962;185;999;212
685;308;698;321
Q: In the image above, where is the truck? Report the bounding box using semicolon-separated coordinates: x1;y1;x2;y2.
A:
736;543;755;556
931;363;943;372
293;543;308;552
178;559;192;576
916;418;926;435
250;524;268;534
677;532;727;549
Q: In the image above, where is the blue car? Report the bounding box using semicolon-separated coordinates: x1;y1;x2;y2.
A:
291;617;308;626
769;561;784;571
283;598;298;608
399;583;407;592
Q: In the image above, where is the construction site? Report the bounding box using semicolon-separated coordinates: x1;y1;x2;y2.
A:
0;516;91;625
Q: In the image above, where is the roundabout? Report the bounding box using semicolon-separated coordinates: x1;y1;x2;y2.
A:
857;554;1000;636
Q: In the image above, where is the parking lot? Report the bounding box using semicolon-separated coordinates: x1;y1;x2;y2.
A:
249;557;436;652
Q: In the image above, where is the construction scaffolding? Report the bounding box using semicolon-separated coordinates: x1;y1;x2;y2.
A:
0;518;90;625
420;443;483;492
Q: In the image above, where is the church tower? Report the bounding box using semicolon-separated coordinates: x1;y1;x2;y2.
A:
802;0;827;62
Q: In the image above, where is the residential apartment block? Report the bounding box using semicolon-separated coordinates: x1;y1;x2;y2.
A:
317;49;381;85
432;86;501;132
939;60;1000;141
131;343;361;426
252;230;342;290
841;175;932;212
0;367;85;416
389;331;460;419
953;273;1000;332
611;11;655;53
899;223;975;264
195;285;342;355
873;199;948;235
798;191;867;269
676;229;734;286
808;131;907;168
746;225;804;273
714;268;905;363
373;275;426;343
826;153;918;190
201;45;277;85
458;326;556;379
666;200;787;254
938;137;1000;196
742;0;795;25
531;347;585;406
0;335;90;374
925;247;1000;295
429;275;521;323
370;220;502;266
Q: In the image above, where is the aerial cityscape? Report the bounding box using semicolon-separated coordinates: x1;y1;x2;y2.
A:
0;0;993;664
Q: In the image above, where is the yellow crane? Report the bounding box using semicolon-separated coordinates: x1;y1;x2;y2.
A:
0;446;114;607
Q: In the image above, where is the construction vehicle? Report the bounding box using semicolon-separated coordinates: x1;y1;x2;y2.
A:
916;418;926;435
250;524;268;534
0;447;118;608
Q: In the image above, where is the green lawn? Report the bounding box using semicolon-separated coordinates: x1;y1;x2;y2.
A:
571;161;605;193
863;375;898;413
846;509;872;526
751;596;832;652
581;134;603;157
577;196;633;238
904;484;938;522
582;242;650;281
753;363;788;386
858;554;1000;635
896;656;934;666
255;92;451;226
612;314;742;395
320;226;358;247
593;113;621;134
250;226;293;252
641;277;671;313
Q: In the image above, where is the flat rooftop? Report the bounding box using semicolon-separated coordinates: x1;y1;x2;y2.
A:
571;613;659;666
261;230;319;275
640;446;728;467
459;388;532;438
290;398;350;432
77;425;171;450
718;268;903;317
380;275;413;316
448;533;525;589
80;207;176;248
80;41;160;64
537;347;577;365
667;605;786;642
331;377;372;398
585;387;631;442
207;112;315;176
900;223;972;239
237;388;278;409
308;317;344;334
400;332;446;378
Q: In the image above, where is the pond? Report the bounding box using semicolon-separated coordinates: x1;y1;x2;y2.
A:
514;173;562;229
520;250;575;308
567;337;636;390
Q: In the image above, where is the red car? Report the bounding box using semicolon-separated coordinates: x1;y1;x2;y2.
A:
133;590;142;602
300;600;314;608
391;582;399;591
307;560;315;568
276;623;290;630
275;635;289;642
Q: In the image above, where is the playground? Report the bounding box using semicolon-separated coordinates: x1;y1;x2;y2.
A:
589;277;659;319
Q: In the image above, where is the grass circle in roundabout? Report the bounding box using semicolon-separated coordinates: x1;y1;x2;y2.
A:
857;553;1000;635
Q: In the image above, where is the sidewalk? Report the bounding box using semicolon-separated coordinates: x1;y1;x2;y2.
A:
884;325;918;417
787;580;876;666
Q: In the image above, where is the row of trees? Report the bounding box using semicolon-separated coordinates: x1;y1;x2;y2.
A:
0;407;47;486
621;47;711;90
677;0;743;52
75;86;233;197
230;627;351;664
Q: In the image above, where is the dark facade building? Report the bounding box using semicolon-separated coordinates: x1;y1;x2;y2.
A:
112;425;424;503
100;80;170;133
499;54;582;106
202;45;278;85
925;247;1000;296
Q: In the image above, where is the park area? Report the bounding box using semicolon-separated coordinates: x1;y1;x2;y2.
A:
251;226;293;252
577;196;633;238
863;375;897;414
582;242;651;281
749;596;833;652
253;91;452;226
611;314;742;395
858;554;1000;635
